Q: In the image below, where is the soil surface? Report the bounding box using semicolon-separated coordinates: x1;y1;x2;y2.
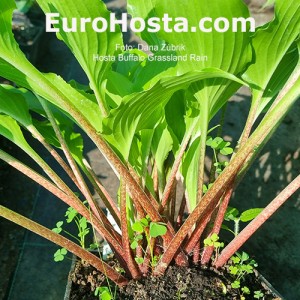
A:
69;258;279;300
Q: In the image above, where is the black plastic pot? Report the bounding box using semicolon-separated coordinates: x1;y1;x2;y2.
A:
64;254;285;300
64;255;77;300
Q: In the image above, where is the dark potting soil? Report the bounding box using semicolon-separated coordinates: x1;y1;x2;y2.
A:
69;259;280;300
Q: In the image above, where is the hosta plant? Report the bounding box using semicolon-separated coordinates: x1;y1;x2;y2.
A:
0;0;299;295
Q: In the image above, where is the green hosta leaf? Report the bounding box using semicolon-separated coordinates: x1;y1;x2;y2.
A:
104;69;246;160
0;85;32;127
240;208;263;222
41;74;103;131
15;0;35;13
165;90;186;143
0;115;42;161
0;1;103;132
110;48;177;93
106;70;135;102
181;136;200;209
128;0;253;121
0;85;86;172
243;0;300;115
128;0;252;75
151;121;173;174
36;0;123;105
133;129;154;180
149;222;167;238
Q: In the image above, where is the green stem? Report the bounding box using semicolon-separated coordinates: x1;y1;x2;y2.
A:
63;230;81;245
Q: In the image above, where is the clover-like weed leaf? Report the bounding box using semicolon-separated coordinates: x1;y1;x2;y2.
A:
79;217;88;230
231;280;241;289
54;248;67;262
149;222;167;238
132;221;144;233
65;207;78;223
135;257;144;265
229;265;239;275
241;286;250;295
95;286;112;300
231;256;240;264
52;221;63;234
130;240;138;250
203;183;213;194
206;137;223;149
90;243;100;250
254;290;264;299
220;144;234;156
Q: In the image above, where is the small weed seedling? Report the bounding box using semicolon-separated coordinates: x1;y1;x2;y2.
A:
52;203;98;262
203;233;224;260
254;290;265;299
223;207;263;236
206;136;233;174
95;286;113;300
228;251;262;299
130;216;167;267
